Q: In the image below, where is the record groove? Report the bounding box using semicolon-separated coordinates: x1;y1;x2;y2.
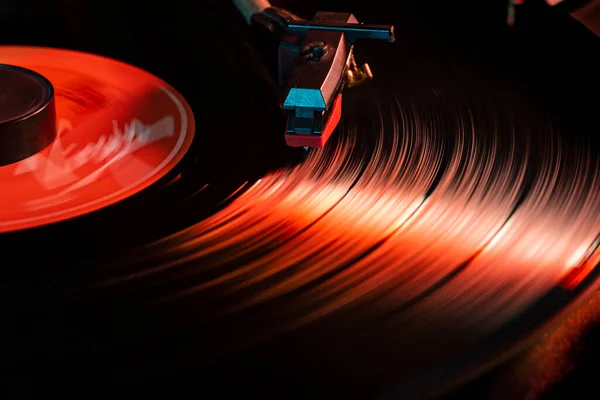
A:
2;3;600;398
47;38;600;398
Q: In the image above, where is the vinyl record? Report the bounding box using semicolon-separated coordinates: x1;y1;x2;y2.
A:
0;46;195;232
1;2;600;399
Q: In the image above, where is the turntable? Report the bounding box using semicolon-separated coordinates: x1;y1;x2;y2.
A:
1;1;600;399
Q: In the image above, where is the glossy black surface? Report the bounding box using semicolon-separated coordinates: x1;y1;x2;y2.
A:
0;64;56;165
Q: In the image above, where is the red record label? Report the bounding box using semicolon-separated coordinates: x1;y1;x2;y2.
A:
0;47;195;232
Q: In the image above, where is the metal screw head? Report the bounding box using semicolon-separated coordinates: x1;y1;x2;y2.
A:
303;41;328;61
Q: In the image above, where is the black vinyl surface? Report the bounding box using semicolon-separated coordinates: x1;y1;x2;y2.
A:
0;1;599;398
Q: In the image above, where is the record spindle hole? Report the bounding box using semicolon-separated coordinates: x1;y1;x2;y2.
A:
0;64;56;166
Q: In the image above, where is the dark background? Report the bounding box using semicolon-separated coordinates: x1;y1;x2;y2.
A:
0;0;599;398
